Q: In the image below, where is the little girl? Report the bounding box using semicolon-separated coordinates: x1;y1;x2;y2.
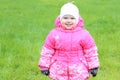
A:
38;2;100;80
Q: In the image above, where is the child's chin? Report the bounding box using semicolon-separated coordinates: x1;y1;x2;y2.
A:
65;27;73;30
65;26;73;29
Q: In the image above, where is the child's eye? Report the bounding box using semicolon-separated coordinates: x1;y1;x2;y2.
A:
71;17;75;19
63;17;68;19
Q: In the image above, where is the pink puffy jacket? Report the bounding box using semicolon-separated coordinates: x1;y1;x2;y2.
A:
38;16;100;80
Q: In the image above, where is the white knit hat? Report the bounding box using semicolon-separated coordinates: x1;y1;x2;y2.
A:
60;3;79;23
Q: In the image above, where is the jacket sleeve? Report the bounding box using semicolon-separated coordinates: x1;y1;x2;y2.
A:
82;30;100;69
38;30;55;70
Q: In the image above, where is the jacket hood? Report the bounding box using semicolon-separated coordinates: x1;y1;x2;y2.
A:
54;15;84;32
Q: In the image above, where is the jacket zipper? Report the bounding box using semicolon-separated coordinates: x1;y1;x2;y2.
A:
68;31;73;80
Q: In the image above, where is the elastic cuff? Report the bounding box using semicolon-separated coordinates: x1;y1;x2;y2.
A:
40;66;49;70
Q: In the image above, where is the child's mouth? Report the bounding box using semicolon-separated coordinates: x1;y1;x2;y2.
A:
66;24;73;27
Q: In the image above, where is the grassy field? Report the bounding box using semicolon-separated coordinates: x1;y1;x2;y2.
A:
0;0;120;80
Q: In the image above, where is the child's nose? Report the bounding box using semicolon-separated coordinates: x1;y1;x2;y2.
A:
67;19;71;22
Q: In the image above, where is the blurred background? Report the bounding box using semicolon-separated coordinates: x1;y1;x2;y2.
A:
0;0;120;80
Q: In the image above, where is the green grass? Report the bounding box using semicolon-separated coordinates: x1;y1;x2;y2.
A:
0;0;120;80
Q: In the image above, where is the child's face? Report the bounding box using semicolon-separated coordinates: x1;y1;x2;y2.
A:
61;15;77;30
